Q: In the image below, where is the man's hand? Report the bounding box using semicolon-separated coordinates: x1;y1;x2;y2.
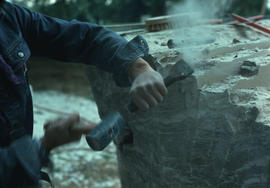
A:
128;58;168;111
40;114;96;152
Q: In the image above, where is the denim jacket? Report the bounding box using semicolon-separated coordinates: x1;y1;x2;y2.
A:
0;2;148;187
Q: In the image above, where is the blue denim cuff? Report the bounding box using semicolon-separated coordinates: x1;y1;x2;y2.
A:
113;35;149;87
34;138;51;167
11;136;41;184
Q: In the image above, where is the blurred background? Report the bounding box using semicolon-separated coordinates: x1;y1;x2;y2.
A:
7;0;269;97
7;0;270;97
10;0;270;25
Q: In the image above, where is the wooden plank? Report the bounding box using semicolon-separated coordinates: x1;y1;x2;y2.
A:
104;23;145;32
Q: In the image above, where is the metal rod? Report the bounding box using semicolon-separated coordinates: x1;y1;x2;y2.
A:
228;15;264;24
232;13;270;35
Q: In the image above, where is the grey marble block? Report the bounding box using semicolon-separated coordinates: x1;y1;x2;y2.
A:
85;65;270;188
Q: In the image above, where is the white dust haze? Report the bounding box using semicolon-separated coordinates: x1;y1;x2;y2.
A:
169;0;234;64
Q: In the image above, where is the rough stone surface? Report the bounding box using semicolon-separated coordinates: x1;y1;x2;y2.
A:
86;65;270;188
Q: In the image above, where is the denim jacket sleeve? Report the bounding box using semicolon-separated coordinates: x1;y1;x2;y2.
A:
10;3;149;86
0;136;42;187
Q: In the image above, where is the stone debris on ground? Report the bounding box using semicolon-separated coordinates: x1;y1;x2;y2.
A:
239;60;259;77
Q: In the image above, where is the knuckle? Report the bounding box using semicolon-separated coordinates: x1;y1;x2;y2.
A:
146;83;153;89
133;85;144;94
154;82;162;88
131;90;140;99
164;87;168;95
156;95;163;102
138;85;146;91
153;98;158;106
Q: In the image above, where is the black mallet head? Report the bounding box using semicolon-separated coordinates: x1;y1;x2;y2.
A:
85;112;125;151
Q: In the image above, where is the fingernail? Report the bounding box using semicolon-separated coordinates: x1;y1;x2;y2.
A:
145;104;149;110
165;89;168;95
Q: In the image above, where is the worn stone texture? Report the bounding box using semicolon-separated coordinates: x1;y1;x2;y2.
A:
86;65;270;188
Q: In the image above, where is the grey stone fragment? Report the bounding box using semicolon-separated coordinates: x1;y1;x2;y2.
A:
239;61;259;77
233;39;241;44
167;39;177;49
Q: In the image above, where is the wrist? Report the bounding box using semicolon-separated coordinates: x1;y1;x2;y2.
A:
128;58;153;82
36;138;52;167
40;136;53;153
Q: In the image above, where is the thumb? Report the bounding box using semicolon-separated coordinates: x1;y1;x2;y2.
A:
70;122;97;134
65;113;80;128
